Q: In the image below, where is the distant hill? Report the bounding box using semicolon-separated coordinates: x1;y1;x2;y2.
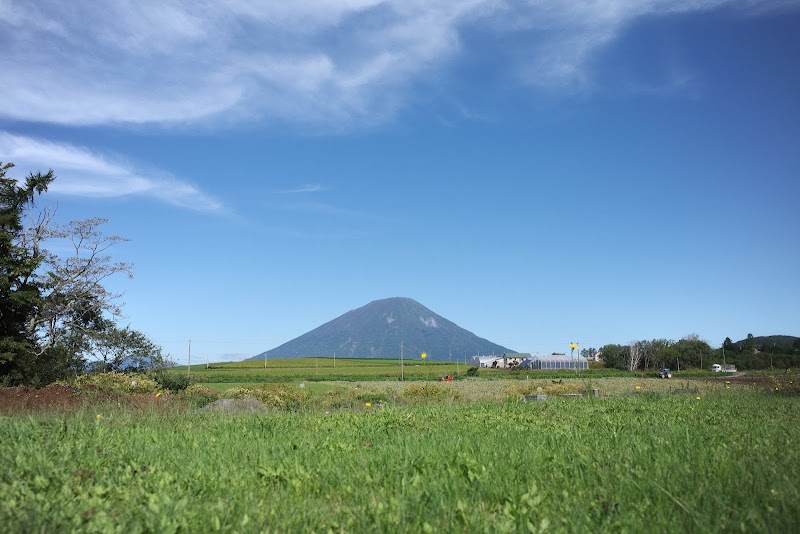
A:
250;297;511;361
735;335;799;349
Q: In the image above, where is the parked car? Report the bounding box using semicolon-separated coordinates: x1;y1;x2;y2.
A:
659;368;672;379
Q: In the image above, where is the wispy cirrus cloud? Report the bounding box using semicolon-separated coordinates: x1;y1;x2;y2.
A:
278;201;383;220
0;1;797;128
274;184;328;194
0;132;223;212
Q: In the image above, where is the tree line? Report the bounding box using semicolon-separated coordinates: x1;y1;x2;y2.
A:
1;162;169;386
600;334;800;372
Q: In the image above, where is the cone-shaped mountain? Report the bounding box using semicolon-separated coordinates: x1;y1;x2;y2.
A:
250;297;511;361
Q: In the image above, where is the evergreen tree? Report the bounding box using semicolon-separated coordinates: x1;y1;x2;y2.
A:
0;163;54;382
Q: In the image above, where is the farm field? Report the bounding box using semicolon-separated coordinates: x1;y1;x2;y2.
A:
171;357;469;383
168;356;714;385
1;381;798;532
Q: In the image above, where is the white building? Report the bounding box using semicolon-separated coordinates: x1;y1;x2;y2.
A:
471;352;531;369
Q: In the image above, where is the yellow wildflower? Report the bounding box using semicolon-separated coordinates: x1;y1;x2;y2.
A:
365;402;372;408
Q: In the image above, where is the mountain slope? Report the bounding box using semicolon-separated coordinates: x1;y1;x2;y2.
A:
250;297;511;361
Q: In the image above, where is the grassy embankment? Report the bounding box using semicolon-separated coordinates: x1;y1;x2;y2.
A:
2;390;798;532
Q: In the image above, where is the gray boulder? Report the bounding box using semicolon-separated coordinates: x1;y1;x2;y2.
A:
200;397;267;413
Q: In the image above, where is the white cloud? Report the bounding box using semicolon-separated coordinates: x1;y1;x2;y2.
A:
0;0;796;127
0;132;223;212
219;352;254;362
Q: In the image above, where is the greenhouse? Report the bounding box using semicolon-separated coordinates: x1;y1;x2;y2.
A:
519;354;588;370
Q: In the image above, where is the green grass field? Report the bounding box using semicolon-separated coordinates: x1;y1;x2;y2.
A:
2;387;798;532
172;357;465;383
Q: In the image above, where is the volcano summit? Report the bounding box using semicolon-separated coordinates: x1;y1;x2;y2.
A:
251;297;511;361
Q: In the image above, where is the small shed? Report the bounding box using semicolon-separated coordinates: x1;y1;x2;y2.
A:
519;354;588;370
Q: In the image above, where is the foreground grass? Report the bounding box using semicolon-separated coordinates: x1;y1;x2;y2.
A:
2;393;798;532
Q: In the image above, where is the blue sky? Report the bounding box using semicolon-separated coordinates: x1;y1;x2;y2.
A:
2;1;798;363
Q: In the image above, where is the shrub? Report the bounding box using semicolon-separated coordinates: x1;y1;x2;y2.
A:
225;384;310;411
224;387;257;399
152;373;191;392
178;385;219;408
60;372;160;394
769;368;800;396
465;367;479;377
401;384;462;403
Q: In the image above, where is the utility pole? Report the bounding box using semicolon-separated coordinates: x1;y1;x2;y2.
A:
400;340;404;381
333;351;336;368
264;350;267;369
187;339;191;380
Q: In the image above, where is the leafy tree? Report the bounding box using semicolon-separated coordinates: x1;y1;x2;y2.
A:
1;163;163;385
743;333;755;352
600;344;627;370
723;337;739;353
664;337;713;370
27;217;132;357
91;324;170;372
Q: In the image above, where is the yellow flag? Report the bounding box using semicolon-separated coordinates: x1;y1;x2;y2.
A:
570;342;578;350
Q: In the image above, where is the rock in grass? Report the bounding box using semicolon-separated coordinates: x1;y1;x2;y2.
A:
200;397;267;413
524;394;547;401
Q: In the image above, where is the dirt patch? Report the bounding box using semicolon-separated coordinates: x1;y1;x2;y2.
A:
0;386;85;414
688;374;772;386
0;386;180;415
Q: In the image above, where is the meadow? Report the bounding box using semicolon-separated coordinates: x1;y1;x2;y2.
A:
2;376;799;532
